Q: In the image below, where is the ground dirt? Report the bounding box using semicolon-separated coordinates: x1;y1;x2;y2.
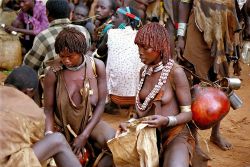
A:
0;63;249;167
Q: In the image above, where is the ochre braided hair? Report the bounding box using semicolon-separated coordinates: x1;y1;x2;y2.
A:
55;27;87;56
134;22;171;64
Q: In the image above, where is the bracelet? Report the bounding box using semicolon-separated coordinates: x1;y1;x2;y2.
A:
181;0;192;3
167;116;178;127
180;105;191;113
177;22;187;37
44;130;53;136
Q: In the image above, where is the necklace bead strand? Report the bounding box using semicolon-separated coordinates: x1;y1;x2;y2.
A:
136;59;174;111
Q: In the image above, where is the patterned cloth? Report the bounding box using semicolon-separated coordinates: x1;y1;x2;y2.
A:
106;26;143;97
0;86;45;167
23;18;91;76
16;1;49;35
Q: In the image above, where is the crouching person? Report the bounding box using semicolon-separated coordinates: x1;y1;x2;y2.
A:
1;65;81;167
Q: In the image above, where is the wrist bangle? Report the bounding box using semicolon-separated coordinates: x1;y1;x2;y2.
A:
181;0;192;3
177;23;187;37
167;116;178;127
45;130;53;136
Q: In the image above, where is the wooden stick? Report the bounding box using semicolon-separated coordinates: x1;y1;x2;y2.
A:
67;124;77;138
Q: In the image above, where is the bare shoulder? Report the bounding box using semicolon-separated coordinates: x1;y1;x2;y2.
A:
44;68;57;84
93;58;105;69
172;64;188;85
172;64;185;77
91;57;106;78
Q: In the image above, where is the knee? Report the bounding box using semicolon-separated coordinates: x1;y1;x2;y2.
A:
49;132;69;150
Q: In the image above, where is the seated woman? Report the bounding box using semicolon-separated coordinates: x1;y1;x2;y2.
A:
1;65;81;167
120;22;194;167
43;27;115;166
4;0;49;54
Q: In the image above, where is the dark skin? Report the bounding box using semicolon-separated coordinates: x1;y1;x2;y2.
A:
6;82;81;167
95;0;114;22
91;0;114;51
175;1;192;61
33;132;81;167
120;45;192;167
73;5;89;22
176;0;232;151
4;0;37;36
44;48;115;166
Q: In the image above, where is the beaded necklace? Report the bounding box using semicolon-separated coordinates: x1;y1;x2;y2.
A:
136;59;174;111
65;55;86;71
145;61;164;76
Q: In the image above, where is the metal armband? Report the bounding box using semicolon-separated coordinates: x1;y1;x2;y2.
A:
180;105;192;113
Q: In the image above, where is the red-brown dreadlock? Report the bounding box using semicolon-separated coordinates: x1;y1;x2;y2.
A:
134;22;171;64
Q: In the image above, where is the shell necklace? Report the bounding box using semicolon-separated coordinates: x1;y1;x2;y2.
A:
136;59;174;111
145;61;164;76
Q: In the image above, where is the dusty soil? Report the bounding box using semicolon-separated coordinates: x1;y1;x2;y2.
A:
102;63;250;167
0;63;249;167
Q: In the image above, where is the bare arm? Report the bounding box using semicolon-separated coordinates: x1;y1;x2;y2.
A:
178;0;193;24
9;26;37;36
43;70;57;132
176;0;193;60
172;67;192;124
7;19;37;36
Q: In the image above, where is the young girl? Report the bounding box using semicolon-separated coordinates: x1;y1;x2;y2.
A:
43;27;115;166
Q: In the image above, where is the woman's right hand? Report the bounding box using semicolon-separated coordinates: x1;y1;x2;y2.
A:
142;115;168;128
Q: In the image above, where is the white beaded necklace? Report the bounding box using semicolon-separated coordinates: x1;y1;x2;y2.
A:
136;59;174;111
145;61;164;76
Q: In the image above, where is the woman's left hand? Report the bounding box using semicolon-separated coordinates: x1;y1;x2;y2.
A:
142;115;168;128
72;133;88;156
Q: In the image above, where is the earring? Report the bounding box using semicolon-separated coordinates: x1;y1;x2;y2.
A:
118;23;126;29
